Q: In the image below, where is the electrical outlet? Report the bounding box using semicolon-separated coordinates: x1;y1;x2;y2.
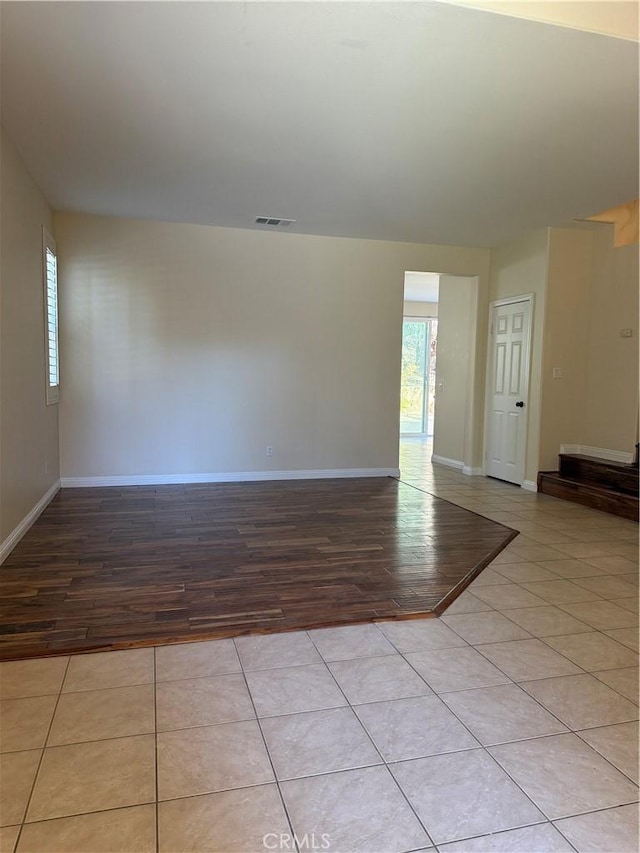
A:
266;446;273;457
620;328;633;338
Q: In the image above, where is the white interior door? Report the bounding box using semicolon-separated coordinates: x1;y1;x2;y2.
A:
486;298;532;484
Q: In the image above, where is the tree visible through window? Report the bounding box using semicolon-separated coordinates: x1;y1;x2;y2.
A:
43;228;59;404
400;318;437;435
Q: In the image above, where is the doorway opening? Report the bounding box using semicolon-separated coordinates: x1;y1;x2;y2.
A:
400;317;438;437
400;271;439;473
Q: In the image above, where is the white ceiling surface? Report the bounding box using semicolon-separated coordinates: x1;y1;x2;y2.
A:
1;2;638;248
404;272;440;302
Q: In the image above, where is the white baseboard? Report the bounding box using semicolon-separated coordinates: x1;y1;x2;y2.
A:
560;444;634;465
431;455;464;471
0;480;61;564
521;480;538;492
60;468;401;488
462;466;484;476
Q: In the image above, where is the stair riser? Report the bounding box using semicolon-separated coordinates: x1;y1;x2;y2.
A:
559;458;638;496
538;474;639;522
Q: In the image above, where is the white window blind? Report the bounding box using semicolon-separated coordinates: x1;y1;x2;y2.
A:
43;229;59;404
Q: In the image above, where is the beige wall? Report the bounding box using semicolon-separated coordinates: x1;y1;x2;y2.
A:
488;229;549;483
433;275;478;468
56;212;489;480
403;300;438;318
539;228;593;469
1;128;59;544
540;226;638;466
583;229;638;453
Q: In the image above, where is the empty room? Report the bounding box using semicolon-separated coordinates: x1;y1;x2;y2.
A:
0;2;638;852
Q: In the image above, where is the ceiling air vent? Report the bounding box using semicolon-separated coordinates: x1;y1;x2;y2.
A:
255;216;296;227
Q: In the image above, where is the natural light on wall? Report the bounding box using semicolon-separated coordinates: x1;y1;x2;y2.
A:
43;227;59;405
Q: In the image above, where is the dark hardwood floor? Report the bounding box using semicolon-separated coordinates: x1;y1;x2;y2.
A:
0;478;516;659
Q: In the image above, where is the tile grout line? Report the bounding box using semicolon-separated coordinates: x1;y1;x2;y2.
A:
13;655;71;848
398;627;640;821
234;637;302;853
153;647;159;853
287;635;438;850
237;627;480;845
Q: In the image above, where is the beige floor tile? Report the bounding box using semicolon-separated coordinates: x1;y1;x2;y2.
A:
155;638;240;681
0;750;41;826
0;658;68;700
26;734;155;822
376;618;467;652
558;601;638;631
489;554;530;568
489;733;639;819
500;605;593;638
355;694;479;761
519;580;603;605
16;804;156;853
554;804;639;853
441;683;568;745
158;785;291;853
532;559;605;579
494;563;562;583
156;672;254;731
470;565;516;581
471;584;547;610
522;673;638;730
0;825;19;853
438;823;572;852
544;632;639;671
234;631;321;670
48;684;154;746
0;696;56;752
391;749;543;845
514;516;575;532
593;666;639;704
572;575;639;600
606;627;640;652
476;639;582;681
307;623;396;661
551;543;616;559
615;597;640;614
281;765;430;852
405;646;511;693
441;612;532;645
157;720;273;800
522;530;581;545
508;544;568;562
578;721;639;783
62;649;153;693
246;663;347;717
261;706;381;779
442;591;493;614
582;555;640;575
328;654;431;705
599;543;639;561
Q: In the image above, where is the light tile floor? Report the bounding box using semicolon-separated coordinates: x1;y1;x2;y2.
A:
0;446;638;852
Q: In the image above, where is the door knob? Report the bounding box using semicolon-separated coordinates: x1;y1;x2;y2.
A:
515;401;525;408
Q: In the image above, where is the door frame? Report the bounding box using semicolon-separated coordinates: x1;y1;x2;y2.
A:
482;294;535;487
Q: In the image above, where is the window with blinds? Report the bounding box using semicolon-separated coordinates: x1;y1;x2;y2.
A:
43;229;59;404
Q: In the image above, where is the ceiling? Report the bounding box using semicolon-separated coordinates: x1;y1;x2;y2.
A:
1;2;638;248
404;272;440;302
